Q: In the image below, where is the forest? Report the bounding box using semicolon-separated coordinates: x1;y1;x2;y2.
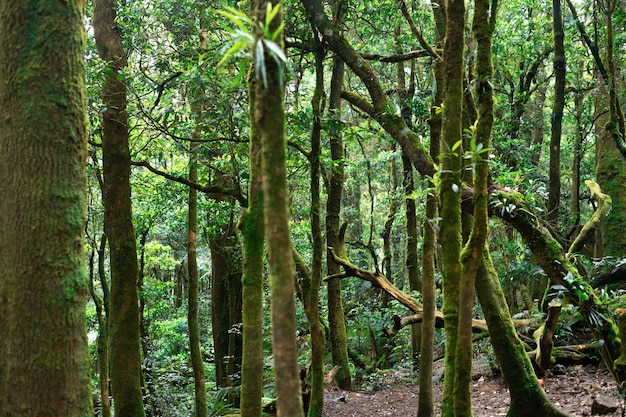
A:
1;0;626;416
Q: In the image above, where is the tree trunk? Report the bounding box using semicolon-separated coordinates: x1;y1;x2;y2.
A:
453;1;498;414
238;10;265;411
417;4;444;414
256;1;304;415
594;76;626;257
90;234;111;417
210;227;235;389
382;156;400;309
492;187;626;388
326;9;353;389
93;1;146;415
305;40;326;417
0;1;92;415
547;0;566;226
439;0;465;413
188;155;208;417
476;252;571;417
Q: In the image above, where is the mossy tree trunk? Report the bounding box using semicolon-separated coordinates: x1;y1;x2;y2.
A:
305;39;326;417
0;4;92;415
188;155;207;417
453;0;497;414
187;13;208;415
325;5;353;389
547;0;566;225
492;187;626;388
417;52;443;417
90;234;111;417
417;3;444;415
210;222;237;389
93;1;146;415
439;0;465;413
594;80;626;257
255;1;304;415
476;252;571;417
238;5;265;410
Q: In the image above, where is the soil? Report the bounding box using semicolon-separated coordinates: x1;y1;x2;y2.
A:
322;360;624;417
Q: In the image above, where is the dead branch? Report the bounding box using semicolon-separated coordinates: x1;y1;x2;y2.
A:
533;304;562;371
326;247;489;334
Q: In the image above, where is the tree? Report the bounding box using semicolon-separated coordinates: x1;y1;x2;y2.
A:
239;1;265;414
256;1;304;416
93;0;146;415
188;154;207;417
324;0;353;391
0;1;92;415
547;0;566;225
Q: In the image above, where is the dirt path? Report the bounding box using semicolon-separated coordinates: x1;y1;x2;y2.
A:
323;363;623;417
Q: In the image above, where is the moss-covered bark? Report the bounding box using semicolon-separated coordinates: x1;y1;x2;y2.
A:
90;234;111;417
188;157;207;417
417;5;444;415
491;188;626;388
256;1;304;415
93;0;145;415
476;252;571;417
0;2;92;415
239;59;265;417
547;0;566;225
595;91;626;257
439;0;465;413
326;27;353;390
305;41;326;417
453;1;498;414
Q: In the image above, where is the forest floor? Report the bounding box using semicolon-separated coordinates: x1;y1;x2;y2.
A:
322;359;624;417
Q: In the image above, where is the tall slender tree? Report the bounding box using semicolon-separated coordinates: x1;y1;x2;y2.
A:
0;1;92;415
317;0;353;391
188;152;207;417
256;1;305;415
439;0;465;413
239;0;265;414
547;0;566;225
93;1;146;415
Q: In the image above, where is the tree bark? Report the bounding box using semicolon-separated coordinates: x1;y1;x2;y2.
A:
305;38;326;417
90;234;111;417
256;1;304;415
476;252;571;417
0;1;92;415
210;223;236;389
93;0;146;415
439;0;465;413
491;187;625;388
238;10;265;411
325;3;353;389
188;155;207;417
547;0;566;225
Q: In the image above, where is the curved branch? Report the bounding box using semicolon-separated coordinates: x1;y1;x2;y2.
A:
361;49;440;63
567;180;612;257
132;160;247;206
326;247;488;332
399;1;441;60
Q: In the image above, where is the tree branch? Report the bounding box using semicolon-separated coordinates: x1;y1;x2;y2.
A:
567;180;612;257
132;160;247;206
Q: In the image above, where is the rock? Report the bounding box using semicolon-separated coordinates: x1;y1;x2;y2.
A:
591;397;619;415
551;364;567;375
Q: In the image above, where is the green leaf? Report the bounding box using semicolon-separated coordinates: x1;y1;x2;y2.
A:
255;40;268;88
264;39;287;63
218;7;253;33
217;39;250;68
